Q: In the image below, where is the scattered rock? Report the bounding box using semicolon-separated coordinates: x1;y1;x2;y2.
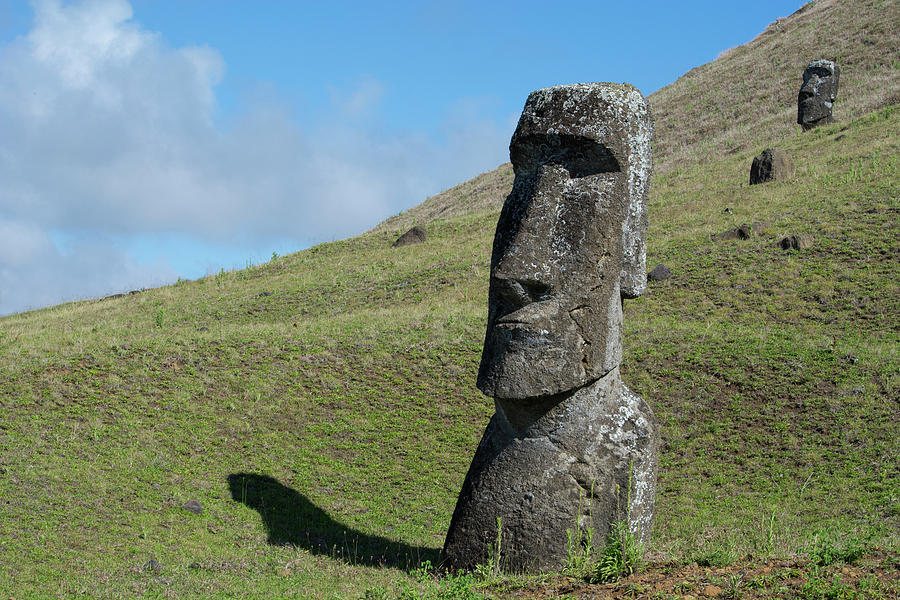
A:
183;499;203;514
392;226;427;247
798;59;840;130
750;148;794;184
144;559;162;573
257;291;272;297
702;585;723;597
716;221;769;241
443;83;658;573
718;223;754;240
648;264;672;281
834;134;846;141
780;234;814;250
723;207;733;214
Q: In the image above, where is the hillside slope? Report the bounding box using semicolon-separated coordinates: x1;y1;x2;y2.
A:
2;104;895;599
0;2;898;598
375;0;899;235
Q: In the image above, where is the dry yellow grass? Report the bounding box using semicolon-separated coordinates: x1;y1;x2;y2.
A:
650;0;900;172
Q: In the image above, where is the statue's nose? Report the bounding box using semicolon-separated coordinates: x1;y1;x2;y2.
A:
800;76;819;96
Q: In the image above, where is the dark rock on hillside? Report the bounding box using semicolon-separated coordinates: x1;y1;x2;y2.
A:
392;226;427;247
750;148;794;184
444;83;658;573
716;221;769;241
648;264;672;281
798;59;840;130
183;499;203;514
780;234;814;250
144;559;162;573
719;223;754;240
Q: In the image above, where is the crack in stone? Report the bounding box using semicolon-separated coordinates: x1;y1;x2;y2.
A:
568;306;593;373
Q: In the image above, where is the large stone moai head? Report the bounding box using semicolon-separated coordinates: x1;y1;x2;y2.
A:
443;83;657;573
798;59;840;130
477;83;652;401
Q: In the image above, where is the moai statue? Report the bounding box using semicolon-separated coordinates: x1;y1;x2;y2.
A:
798;59;840;130
442;83;659;573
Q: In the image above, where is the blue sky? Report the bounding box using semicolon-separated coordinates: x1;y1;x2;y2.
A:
0;0;805;315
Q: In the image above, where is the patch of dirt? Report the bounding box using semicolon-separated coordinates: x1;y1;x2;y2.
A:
492;553;899;599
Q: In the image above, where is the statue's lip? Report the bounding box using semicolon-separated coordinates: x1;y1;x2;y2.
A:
494;299;555;325
495;317;530;326
495;313;533;325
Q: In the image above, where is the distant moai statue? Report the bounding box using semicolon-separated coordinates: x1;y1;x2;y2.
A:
442;83;659;573
798;59;840;130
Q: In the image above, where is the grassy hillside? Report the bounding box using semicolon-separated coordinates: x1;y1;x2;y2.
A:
1;2;899;599
649;0;900;172
376;0;899;235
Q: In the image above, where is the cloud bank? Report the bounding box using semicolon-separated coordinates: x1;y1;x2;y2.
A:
0;0;510;315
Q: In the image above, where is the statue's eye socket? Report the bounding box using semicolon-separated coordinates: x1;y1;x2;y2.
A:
807;67;833;79
511;134;620;178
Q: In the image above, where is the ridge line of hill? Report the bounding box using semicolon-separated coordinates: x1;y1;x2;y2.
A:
372;0;899;235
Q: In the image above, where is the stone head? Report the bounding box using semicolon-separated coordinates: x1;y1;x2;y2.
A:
798;59;840;129
477;83;652;400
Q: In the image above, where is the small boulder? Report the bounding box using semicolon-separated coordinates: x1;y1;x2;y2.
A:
780;234;814;250
648;264;672;281
144;559;162;573
718;223;754;241
750;148;794;185
716;221;769;241
183;499;203;514
392;226;427;247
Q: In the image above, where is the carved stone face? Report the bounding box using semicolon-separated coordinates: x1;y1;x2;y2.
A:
477;84;651;400
798;59;839;129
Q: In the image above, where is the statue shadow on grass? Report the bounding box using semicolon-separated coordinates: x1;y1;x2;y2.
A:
228;473;440;571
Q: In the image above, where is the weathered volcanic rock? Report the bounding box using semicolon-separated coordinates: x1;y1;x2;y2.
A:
443;83;659;573
648;264;672;281
750;148;794;185
442;369;658;572
392;226;427;247
716;221;771;242
780;234;814;250
798;59;840;130
476;83;652;400
718;223;754;241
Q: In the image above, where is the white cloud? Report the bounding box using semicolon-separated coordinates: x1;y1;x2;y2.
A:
0;218;176;314
0;0;510;316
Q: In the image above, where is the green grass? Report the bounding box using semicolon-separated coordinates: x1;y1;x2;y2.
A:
1;103;895;599
2;5;899;591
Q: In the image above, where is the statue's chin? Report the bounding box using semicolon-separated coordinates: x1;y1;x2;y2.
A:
477;322;587;400
799;98;828;121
